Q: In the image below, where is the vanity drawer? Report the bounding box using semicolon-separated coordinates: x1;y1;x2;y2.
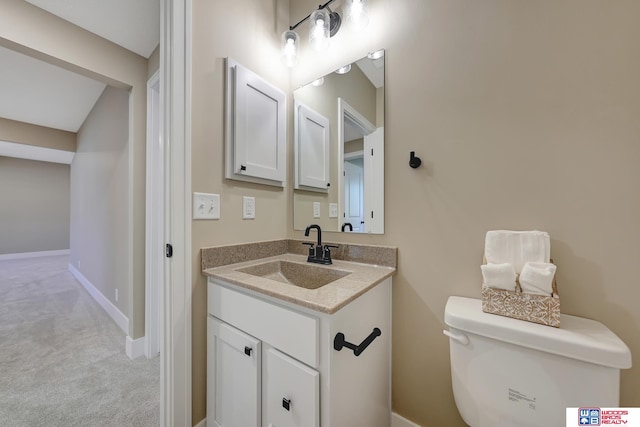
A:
209;281;319;368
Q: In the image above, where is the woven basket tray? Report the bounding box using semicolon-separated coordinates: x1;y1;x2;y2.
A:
481;258;560;327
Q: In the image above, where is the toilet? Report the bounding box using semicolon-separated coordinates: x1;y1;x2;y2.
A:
443;296;632;427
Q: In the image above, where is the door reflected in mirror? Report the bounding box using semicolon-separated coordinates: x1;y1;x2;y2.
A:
293;50;384;234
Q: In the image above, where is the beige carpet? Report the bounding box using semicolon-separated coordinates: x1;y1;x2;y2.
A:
0;255;159;426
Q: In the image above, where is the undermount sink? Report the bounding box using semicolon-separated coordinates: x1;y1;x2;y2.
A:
236;260;351;289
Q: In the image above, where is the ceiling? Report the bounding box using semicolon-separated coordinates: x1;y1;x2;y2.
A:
0;1;159;134
24;0;160;59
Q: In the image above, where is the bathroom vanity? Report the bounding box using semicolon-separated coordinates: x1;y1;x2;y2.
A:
203;249;394;427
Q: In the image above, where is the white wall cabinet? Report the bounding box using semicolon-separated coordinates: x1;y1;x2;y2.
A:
207;277;392;427
225;58;286;186
294;101;330;192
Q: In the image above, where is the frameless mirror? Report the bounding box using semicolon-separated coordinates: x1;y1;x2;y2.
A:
293;50;384;234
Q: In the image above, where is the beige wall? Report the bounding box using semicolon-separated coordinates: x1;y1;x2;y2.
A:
189;0;291;422
286;0;640;426
70;86;130;327
0;117;76;152
1;0;149;340
190;0;640;425
0;156;70;254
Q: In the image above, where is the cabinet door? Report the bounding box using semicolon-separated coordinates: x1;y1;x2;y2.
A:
294;101;330;191
208;316;261;427
226;59;286;185
263;347;319;427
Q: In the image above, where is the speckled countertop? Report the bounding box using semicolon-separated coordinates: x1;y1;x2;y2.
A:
202;252;395;314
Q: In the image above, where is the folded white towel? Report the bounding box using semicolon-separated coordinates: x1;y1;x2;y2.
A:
519;262;556;296
485;230;550;273
480;263;517;291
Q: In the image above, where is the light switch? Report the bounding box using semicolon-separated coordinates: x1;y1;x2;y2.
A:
329;203;338;218
313;202;321;219
243;196;255;219
193;192;220;220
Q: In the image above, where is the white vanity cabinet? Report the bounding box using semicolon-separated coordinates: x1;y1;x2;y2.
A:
207;276;392;427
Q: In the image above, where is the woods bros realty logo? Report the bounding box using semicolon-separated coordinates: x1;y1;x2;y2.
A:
567;407;640;425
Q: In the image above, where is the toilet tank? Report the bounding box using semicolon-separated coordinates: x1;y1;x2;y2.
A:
444;297;631;427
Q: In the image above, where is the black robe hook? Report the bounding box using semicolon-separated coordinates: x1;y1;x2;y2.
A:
409;151;422;169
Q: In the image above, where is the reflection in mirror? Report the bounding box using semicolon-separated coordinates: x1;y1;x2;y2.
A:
293;50;384;234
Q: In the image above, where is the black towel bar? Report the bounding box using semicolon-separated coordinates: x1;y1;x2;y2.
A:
333;328;381;357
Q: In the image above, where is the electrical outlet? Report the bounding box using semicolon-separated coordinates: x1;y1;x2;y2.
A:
243;196;255;219
193;192;220;220
329;203;338;218
313;202;321;219
115;288;119;302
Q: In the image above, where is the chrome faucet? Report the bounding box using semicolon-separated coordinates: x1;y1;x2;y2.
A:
303;224;338;265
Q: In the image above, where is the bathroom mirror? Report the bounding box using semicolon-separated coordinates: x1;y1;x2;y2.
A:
293;50;385;234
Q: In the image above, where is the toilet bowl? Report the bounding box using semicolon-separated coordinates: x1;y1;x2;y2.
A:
444;296;631;427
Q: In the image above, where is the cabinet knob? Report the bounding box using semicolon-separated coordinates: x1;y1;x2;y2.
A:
244;346;252;356
282;398;291;411
240;164;247;171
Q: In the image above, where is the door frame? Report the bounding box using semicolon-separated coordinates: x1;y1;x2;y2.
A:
337;98;376;233
161;0;192;425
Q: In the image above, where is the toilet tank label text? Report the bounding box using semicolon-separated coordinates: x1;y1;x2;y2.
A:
508;388;536;411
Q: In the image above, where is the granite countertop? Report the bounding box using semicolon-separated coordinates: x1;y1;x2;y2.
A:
203;253;395;314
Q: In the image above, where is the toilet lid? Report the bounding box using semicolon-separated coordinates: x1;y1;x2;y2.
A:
445;296;632;369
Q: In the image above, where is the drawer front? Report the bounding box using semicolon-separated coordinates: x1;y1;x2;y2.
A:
264;347;319;427
209;281;318;368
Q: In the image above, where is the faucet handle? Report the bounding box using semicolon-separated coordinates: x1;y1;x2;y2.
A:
302;242;316;259
322;244;339;264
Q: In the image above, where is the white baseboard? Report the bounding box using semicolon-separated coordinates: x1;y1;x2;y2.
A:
125;336;146;360
68;264;129;335
193;418;206;427
0;249;70;261
392;412;421;427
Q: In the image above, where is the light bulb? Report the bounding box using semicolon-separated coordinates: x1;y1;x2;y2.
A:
335;64;351;74
346;0;369;31
367;49;385;60
309;9;330;51
281;30;298;67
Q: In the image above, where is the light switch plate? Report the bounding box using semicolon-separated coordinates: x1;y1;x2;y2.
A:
243;196;255;219
313;202;321;219
193;192;220;220
329;203;338;218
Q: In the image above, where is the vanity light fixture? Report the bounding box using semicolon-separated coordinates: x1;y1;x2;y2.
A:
335;64;351;74
311;77;325;86
282;0;368;67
